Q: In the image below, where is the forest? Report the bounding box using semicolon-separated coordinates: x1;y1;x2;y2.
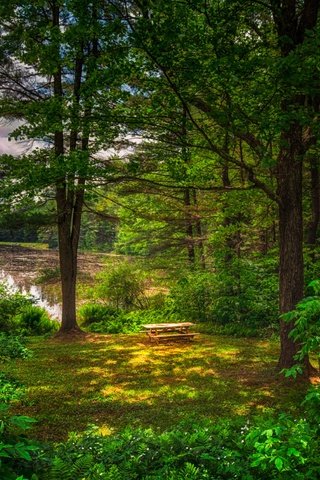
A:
0;1;320;479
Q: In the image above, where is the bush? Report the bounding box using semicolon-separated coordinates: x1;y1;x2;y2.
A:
0;359;40;479
282;279;320;377
170;257;278;334
12;305;59;336
0;334;32;361
83;308;179;334
0;393;40;480
0;373;25;404
0;284;32;332
79;304;122;326
86;311;142;334
96;265;147;310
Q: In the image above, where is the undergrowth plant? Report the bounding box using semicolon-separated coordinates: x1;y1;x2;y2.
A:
0;283;57;336
0;334;32;361
41;406;320;480
281;279;320;377
0;284;31;332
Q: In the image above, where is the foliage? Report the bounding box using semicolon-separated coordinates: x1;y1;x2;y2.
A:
0;334;32;362
79;304;122;326
84;310;142;334
0;283;57;336
0;401;40;480
13;305;59;336
0;373;25;404
41;399;320;480
0;284;32;333
80;302;179;334
80;303;130;334
95;265;147;311
0;359;40;479
245;410;320;479
282;280;320;376
170;257;278;333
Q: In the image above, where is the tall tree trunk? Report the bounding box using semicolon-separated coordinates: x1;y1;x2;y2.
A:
307;156;320;247
277;125;304;369
184;187;195;265
57;203;81;333
274;0;319;373
192;189;206;269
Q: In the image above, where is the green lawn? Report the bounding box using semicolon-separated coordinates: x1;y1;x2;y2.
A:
4;334;309;442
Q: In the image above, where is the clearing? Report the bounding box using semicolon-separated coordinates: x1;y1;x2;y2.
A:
4;333;308;442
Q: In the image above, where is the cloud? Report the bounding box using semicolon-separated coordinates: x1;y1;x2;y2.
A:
0;122;32;156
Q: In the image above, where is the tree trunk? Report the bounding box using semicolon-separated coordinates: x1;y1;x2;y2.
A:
184;187;195;265
307;156;320;246
57;212;80;333
52;1;84;334
277;125;304;369
192;189;206;269
274;0;319;373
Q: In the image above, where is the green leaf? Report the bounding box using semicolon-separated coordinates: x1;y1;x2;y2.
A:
287;447;301;457
275;457;283;471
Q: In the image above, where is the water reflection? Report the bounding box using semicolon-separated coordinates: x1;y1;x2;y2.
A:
0;270;62;322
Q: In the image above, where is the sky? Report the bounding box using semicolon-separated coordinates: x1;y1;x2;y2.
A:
0;121;142;158
0;123;26;156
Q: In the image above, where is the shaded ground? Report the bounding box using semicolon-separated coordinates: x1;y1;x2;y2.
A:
3;334;309;442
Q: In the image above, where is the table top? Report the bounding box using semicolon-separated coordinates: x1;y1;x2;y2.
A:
142;322;194;329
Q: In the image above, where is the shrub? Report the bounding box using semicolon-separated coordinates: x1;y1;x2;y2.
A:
12;305;59;336
0;373;25;404
84;308;179;334
281;279;320;377
96;265;147;310
0;363;40;479
86;311;142;334
0;284;32;332
0;396;40;480
79;304;122;326
170;257;278;333
0;334;32;361
0;408;39;480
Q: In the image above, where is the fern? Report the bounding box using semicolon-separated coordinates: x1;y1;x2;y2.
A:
177;463;200;480
49;456;72;480
70;454;94;479
104;465;123;480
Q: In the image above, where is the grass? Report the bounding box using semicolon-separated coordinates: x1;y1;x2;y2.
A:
2;333;310;442
0;241;49;250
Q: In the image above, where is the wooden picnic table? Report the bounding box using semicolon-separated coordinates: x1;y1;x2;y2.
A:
142;322;199;343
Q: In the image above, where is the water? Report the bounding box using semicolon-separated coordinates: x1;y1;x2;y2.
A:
0;270;62;322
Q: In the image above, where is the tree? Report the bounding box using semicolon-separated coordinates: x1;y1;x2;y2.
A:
0;0;128;333
119;0;320;371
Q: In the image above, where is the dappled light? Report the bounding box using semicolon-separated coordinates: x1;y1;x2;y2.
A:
3;334;308;441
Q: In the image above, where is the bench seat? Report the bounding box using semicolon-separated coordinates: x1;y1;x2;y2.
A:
148;332;199;343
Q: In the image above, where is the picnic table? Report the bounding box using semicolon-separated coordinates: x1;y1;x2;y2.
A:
142;322;199;343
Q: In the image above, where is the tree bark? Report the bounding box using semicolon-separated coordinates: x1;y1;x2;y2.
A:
184;187;196;265
274;0;319;372
277;125;304;369
192;189;206;269
57;204;81;333
307;156;320;247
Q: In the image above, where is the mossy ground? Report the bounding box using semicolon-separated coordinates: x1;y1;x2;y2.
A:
3;334;309;442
